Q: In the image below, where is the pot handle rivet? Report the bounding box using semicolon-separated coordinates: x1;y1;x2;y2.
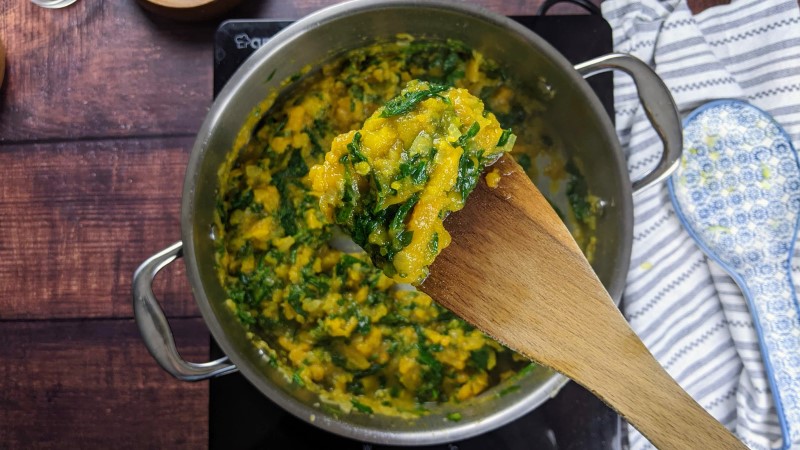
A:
132;241;238;381
575;53;682;195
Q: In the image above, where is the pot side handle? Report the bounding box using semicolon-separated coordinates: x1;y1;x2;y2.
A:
575;53;682;194
132;241;238;381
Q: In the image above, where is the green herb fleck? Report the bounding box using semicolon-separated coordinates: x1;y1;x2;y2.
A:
566;161;591;222
497;128;513;147
415;326;444;402
497;385;521;397
451;122;480;149
516;363;535;379
454;148;485;200
351;400;373;414
287;285;306;317
469;348;490;371
429;232;439;254
398;148;436;185
347;131;368;163
380;83;449;118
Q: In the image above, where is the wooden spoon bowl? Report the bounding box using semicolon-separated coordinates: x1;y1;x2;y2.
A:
420;154;746;450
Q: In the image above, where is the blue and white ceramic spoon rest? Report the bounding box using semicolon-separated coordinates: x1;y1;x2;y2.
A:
668;100;800;449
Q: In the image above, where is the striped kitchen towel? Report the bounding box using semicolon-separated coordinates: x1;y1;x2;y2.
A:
601;1;800;449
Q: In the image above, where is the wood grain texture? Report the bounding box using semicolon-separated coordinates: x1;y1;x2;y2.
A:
0;137;197;320
0;0;209;142
421;155;746;450
0;0;589;143
0;318;209;449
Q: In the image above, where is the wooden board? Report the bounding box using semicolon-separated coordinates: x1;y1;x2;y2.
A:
0;0;588;143
0;137;197;319
0;318;209;448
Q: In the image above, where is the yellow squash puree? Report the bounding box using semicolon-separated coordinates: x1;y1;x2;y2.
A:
310;80;515;284
214;37;597;418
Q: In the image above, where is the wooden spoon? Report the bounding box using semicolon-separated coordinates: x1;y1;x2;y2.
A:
419;154;746;450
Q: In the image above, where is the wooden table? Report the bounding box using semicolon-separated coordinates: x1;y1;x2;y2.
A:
0;0;724;447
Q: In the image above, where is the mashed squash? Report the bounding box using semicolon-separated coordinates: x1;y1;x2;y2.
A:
310;80;515;284
214;37;595;417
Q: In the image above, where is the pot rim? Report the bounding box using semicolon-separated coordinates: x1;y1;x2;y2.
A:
181;0;629;445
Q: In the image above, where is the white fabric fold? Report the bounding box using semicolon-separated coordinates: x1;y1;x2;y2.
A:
601;1;800;449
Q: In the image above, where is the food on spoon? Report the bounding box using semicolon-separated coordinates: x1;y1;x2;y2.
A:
310;80;515;284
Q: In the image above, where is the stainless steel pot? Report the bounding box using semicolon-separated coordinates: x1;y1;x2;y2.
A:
133;0;681;445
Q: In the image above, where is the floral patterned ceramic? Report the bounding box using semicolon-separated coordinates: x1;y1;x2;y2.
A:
668;100;800;448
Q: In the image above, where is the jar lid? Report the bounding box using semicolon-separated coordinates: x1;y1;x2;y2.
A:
136;0;242;21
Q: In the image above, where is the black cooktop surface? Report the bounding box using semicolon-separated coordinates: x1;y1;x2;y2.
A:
210;15;620;450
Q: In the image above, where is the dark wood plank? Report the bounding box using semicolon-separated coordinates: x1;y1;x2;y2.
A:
0;318;209;449
0;0;583;143
0;0;214;142
0;137;197;319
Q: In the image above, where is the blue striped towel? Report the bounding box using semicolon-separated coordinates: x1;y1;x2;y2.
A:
601;1;800;449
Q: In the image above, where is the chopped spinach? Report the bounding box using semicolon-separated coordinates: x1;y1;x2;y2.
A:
353;363;384;379
516;363;536;379
403;40;470;86
497;128;513;147
454;148;486;200
428;233;439;255
232;259;278;307
495;107;527;128
378;312;410;326
398;148;436;185
447;412;463;422
271;151;309;237
351;399;373;414
565;161;591;222
497;385;521;397
415;326;444;402
331;352;348;369
469;348;491;371
380;83;449;118
287;285;307;317
285;149;309;177
347;380;364;395
236;308;256;326
305;127;325;158
451;122;480;150
229;189;254;211
335;159;359;224
384;194;420;264
356;314;371;335
347;132;368;163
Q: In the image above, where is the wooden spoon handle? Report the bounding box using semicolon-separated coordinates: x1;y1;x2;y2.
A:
421;155;745;449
